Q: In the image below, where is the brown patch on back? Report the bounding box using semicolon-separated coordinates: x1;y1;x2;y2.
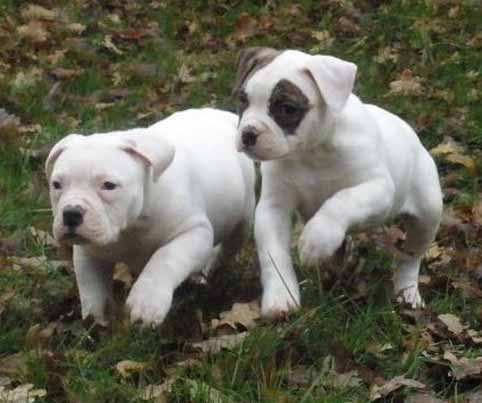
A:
268;79;311;135
232;47;281;97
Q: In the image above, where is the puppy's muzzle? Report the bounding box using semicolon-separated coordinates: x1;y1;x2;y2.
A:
241;126;259;147
63;205;85;230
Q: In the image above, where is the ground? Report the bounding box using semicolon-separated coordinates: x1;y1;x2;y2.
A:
1;0;482;402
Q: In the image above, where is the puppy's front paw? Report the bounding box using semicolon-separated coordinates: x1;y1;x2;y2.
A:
126;284;173;327
298;215;345;266
396;286;425;309
261;286;300;320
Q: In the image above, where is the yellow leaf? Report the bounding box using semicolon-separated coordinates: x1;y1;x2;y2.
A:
115;360;148;378
21;5;58;20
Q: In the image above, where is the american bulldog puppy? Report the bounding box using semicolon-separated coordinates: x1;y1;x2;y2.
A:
46;108;255;327
233;48;443;318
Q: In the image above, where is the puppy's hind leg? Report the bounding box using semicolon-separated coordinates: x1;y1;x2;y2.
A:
394;157;442;308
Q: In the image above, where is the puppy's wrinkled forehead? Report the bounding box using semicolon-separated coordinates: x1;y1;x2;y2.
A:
244;51;319;103
53;137;140;180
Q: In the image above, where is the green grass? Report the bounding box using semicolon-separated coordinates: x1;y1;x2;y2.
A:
1;0;482;401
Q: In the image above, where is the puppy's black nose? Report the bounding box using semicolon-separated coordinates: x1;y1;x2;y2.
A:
241;128;258;147
63;206;84;228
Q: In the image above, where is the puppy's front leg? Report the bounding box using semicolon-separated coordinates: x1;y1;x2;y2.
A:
256;200;300;318
73;246;115;326
299;178;395;265
126;222;213;327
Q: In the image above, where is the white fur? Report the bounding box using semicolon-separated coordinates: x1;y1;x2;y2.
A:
46;108;255;327
236;50;443;318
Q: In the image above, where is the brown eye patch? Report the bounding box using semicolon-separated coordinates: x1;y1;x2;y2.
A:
268;79;311;135
238;89;249;118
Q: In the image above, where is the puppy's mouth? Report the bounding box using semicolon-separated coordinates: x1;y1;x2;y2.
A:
242;147;290;162
60;231;90;245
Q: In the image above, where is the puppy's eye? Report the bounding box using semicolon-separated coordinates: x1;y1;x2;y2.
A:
102;181;118;190
239;92;248;105
52;181;62;190
279;103;299;116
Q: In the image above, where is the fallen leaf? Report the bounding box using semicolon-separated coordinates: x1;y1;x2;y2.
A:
29;227;57;248
443;351;482;380
0;383;47;403
25;322;58;349
467;329;482;344
17;21;49;43
369;375;425;401
0;290;16;317
211;301;260;332
8;256;70;271
430;137;477;173
21;5;58;20
190;332;247;354
0;110;21;144
141;378;177;401
13;68;43;90
177;64;196;84
185;379;235;403
50;67;83;80
335;16;360;35
405;393;446;403
0;353;29;377
113;263;133;287
318;355;362;389
438;313;468;336
465;390;482;403
389;69;423;96
103;35;123;55
311;30;334;48
115;360;149;378
230;13;258;43
374;46;399;64
66;23;86;34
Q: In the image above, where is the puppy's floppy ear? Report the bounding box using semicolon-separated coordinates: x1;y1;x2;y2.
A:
45;134;84;179
121;134;175;182
303;55;357;113
232;47;281;96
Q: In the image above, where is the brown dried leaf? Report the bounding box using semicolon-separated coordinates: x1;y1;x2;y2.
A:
0;110;21;144
0;353;29;377
211;301;260;332
0;383;47;403
25;322;58;349
443;351;482;380
405;393;446;403
51;67;84;80
141;378;177;401
103;35;123;55
21;5;58;20
184;379;235;403
17;21;49;43
115;360;149;378
231;13;258;43
13;68;43;90
113;263;133;287
430;137;477;173
369;375;425;401
190;332;247;354
335;16;361;35
437;313;468;336
389;69;423;96
0;290;16;317
66;23;86;34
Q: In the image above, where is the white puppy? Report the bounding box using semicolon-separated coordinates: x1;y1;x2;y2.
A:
233;48;443;318
46;108;255;327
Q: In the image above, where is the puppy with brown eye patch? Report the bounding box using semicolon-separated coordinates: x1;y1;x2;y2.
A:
268;79;312;135
233;47;443;320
